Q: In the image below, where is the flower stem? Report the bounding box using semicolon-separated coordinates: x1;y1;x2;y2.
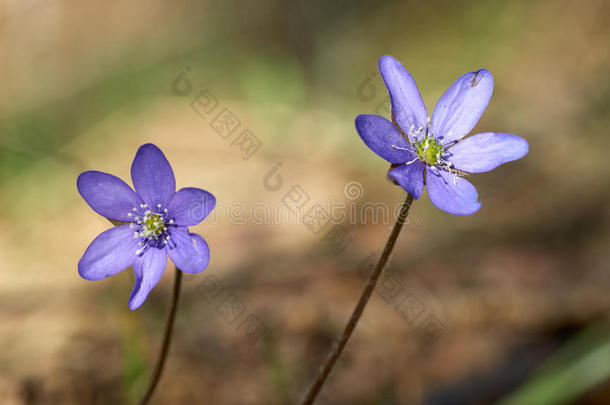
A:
300;193;414;405
138;267;183;405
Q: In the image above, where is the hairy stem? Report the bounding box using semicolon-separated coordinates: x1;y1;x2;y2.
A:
138;267;183;405
301;193;414;404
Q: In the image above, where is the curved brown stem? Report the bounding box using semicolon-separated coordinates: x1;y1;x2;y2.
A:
301;193;414;405
138;267;183;405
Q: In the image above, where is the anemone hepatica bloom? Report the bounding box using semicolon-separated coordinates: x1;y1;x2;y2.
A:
356;55;528;215
77;144;215;309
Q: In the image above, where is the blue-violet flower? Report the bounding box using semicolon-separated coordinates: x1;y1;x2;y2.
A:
77;143;216;309
356;55;528;215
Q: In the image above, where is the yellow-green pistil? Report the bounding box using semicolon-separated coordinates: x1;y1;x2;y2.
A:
142;213;166;238
415;136;444;165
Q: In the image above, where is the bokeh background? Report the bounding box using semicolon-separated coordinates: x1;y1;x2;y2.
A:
1;0;609;404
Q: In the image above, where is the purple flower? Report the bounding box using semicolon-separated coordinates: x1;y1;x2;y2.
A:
77;144;216;309
356;55;528;215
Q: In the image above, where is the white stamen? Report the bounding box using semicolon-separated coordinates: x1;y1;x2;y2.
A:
391;145;411;151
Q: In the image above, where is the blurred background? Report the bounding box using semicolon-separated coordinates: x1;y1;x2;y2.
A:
1;0;609;404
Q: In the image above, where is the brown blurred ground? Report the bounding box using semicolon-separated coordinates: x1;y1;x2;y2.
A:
0;0;609;404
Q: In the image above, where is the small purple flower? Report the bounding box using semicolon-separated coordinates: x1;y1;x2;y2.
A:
356;55;528;215
77;144;216;309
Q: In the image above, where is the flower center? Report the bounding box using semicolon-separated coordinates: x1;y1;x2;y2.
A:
416;135;444;166
142;212;166;238
127;203;176;255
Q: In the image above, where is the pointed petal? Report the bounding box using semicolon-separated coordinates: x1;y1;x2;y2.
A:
448;132;529;173
388;161;425;199
78;225;138;281
426;169;481;215
128;247;167;310
131;144;176;208
167;227;210;274
430;69;494;144
355;114;414;163
77;171;143;221
168;187;216;226
378;55;428;133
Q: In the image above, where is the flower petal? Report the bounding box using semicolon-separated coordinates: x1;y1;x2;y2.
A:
167;227;210;274
448;132;529;173
128;247;167;310
168;187;216;226
78;225;138;281
388;161;425;199
426;169;481;215
77;171;143;221
378;55;428;133
131;143;176;208
430;69;494;144
355;114;414;163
